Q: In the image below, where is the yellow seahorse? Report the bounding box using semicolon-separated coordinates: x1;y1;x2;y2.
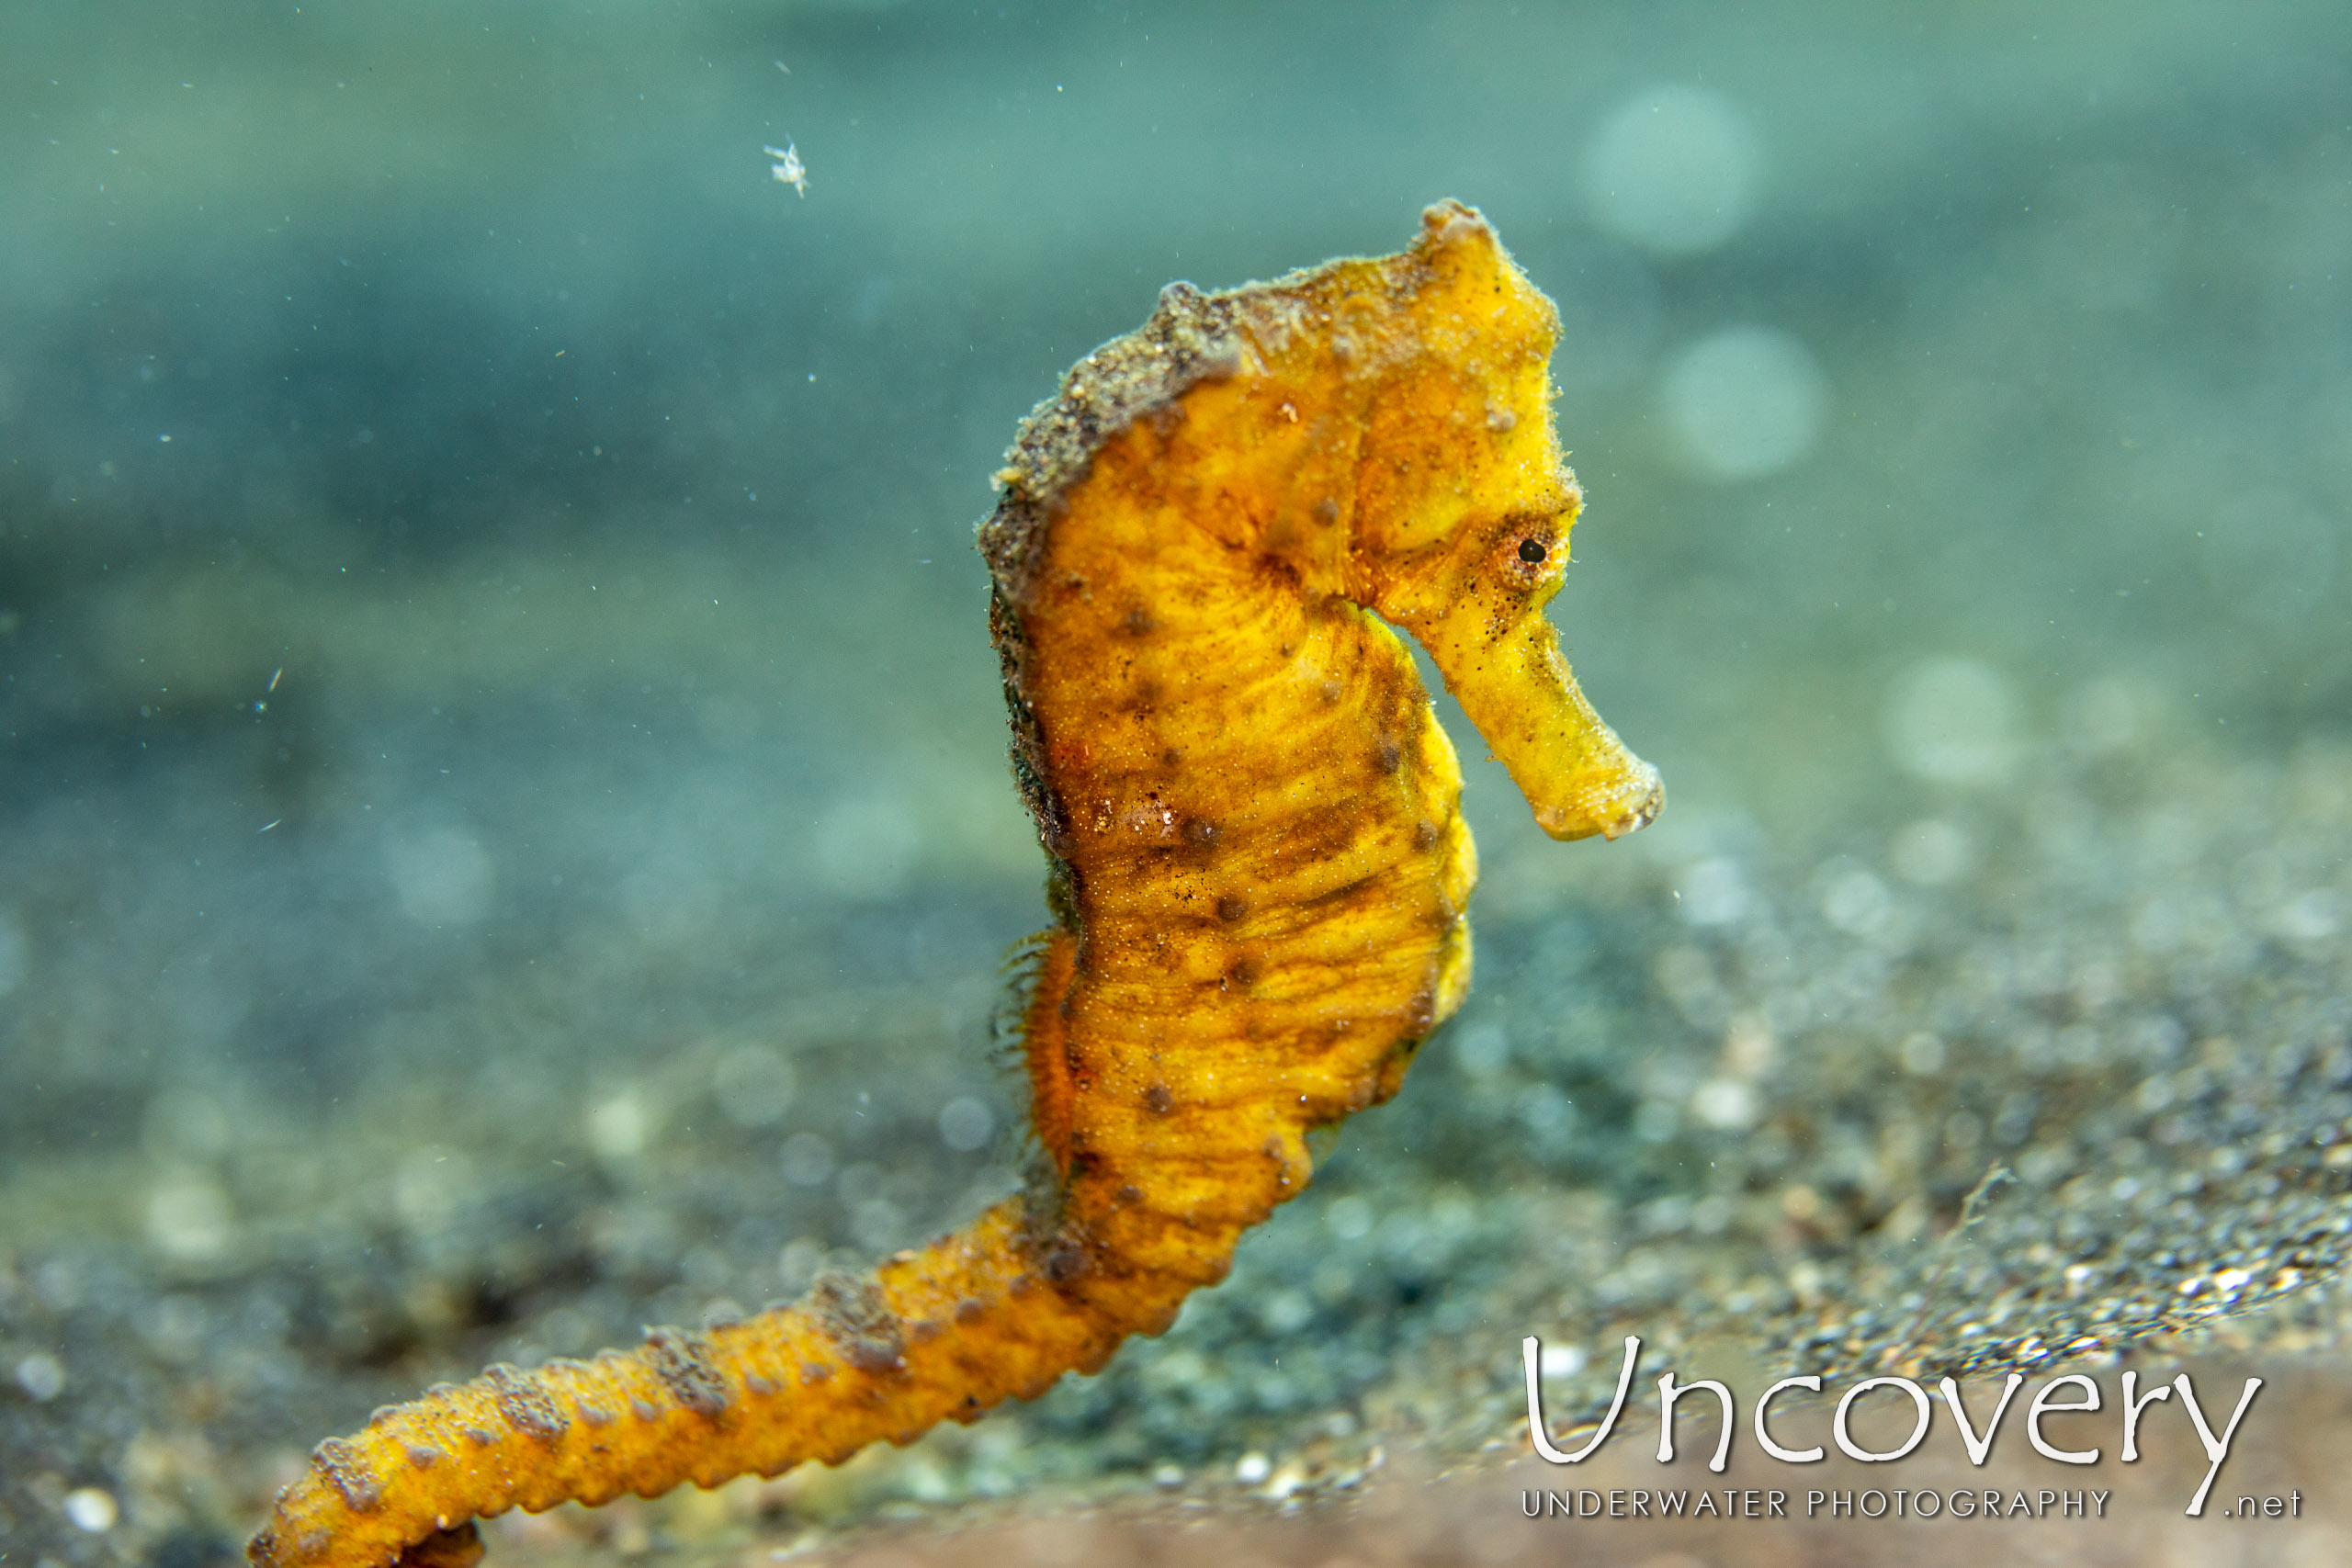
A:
247;199;1661;1568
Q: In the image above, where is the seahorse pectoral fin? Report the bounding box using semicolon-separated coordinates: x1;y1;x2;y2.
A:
1407;596;1663;843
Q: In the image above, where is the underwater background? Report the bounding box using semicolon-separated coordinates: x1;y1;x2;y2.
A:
3;1;2348;1563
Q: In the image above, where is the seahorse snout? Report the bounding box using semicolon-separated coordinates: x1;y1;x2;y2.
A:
1600;757;1666;840
1530;754;1665;842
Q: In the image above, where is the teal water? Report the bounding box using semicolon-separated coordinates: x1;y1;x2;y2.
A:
2;4;2347;1563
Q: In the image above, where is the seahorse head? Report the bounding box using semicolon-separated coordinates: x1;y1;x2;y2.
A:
1340;201;1663;842
985;200;1662;843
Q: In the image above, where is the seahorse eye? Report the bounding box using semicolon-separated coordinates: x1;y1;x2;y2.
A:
1517;538;1547;564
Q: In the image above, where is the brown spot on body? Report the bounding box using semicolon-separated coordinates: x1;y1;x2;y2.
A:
312;1438;382;1514
1374;738;1403;774
809;1272;907;1374
800;1361;833;1385
1216;894;1249;922
644;1328;733;1417
486;1363;570;1447
1227;954;1261;987
954;1296;986;1325
460;1426;499;1449
1144;1082;1175;1115
628;1399;661;1422
580;1404;615;1428
745;1372;777;1395
1414;818;1442;850
404;1444;445;1470
1182;817;1219;848
1124;606;1157;636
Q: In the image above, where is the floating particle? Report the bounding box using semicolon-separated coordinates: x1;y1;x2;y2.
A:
1677;857;1754;926
780;1132;834;1188
936;1097;994;1152
763;141;808;197
64;1488;119;1533
1323;1195;1374;1242
1581;84;1760;255
1451;1022;1510;1078
1819;865;1892;933
714;1046;797;1128
14;1351;64;1402
1890;818;1974;886
586;1091;650;1163
1661;324;1827;480
145;1176;235;1264
1884;658;2022;785
1537;1343;1586;1379
1900;1032;1948;1075
1691;1077;1757;1129
386;827;495;928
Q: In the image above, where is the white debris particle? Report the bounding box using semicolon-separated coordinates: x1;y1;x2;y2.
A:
586;1090;650;1163
764;142;808;197
1538;1342;1586;1379
1691;1076;1756;1129
145;1176;236;1263
65;1487;119;1533
937;1096;994;1151
1263;1461;1307;1500
14;1351;64;1402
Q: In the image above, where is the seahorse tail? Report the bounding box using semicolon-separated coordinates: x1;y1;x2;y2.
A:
253;926;1306;1568
248;1191;1245;1568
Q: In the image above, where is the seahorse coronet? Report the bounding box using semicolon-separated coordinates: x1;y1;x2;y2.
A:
248;198;1658;1568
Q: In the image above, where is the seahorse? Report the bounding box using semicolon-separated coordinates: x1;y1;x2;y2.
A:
246;199;1662;1568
